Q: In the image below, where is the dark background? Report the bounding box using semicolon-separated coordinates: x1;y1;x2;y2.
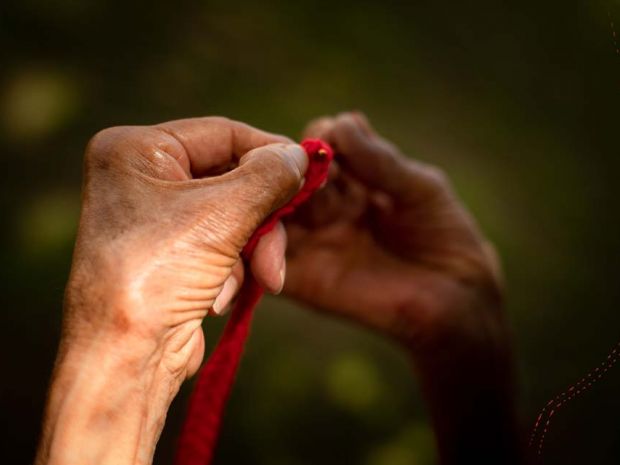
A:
2;0;620;464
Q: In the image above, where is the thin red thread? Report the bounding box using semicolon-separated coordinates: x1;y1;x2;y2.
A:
609;11;620;55
174;139;334;465
528;341;620;457
530;19;620;450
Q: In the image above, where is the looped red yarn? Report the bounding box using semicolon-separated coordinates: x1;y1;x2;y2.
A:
175;139;334;465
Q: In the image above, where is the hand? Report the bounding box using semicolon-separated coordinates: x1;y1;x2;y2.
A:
284;112;504;351
283;112;520;464
37;117;308;465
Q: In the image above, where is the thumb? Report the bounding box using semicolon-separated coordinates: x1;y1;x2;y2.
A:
212;142;308;246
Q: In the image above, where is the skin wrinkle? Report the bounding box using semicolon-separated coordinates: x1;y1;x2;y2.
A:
144;148;189;181
152;127;195;176
173;139;333;465
38;114;518;465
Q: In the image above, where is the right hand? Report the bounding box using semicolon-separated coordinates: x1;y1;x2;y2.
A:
38;117;309;465
63;117;308;387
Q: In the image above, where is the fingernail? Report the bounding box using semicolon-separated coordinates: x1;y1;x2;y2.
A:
284;144;309;178
212;275;239;315
275;260;286;295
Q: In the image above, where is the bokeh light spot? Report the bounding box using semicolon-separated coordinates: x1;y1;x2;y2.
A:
1;69;81;143
18;191;80;259
365;423;436;465
325;352;383;414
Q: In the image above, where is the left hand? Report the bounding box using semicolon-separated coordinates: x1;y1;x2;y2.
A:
281;112;519;464
282;112;505;353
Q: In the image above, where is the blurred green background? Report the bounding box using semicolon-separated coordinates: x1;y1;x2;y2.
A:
2;0;620;464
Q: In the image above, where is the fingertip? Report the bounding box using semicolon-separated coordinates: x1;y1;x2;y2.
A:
303;116;336;140
283;143;309;179
212;274;239;316
335;111;364;133
185;327;205;378
240;142;308;180
331;114;368;157
211;260;244;316
327;160;340;181
349;111;376;137
250;222;287;294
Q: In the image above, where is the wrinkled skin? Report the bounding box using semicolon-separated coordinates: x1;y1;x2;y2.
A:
38;118;309;465
37;114;519;465
282;114;519;465
67;118;313;377
284;113;505;350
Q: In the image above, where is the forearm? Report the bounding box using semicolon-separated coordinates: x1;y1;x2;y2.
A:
411;309;522;465
36;333;175;465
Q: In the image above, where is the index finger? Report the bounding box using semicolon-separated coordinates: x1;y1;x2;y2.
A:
155;117;293;177
305;112;447;201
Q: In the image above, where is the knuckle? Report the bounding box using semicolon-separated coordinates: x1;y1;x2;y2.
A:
425;165;449;186
331;113;377;153
330;118;357;152
333;114;357;136
304;116;335;137
336;111;357;124
84;126;140;171
86;126;131;156
352;110;370;123
409;162;450;193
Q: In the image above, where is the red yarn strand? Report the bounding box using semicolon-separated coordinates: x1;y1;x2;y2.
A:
174;139;333;465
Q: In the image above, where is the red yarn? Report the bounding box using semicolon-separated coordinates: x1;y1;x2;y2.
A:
174;139;334;465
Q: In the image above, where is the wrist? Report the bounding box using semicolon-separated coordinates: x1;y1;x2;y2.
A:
37;330;177;465
404;291;521;465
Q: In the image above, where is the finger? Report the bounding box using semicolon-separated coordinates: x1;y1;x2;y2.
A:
211;260;244;316
303;112;375;140
327;160;340;182
185;327;205;378
349;111;377;137
327;112;446;201
209;142;308;248
290;182;344;227
155;117;293;177
290;170;366;227
250;222;287;294
302;116;336;140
